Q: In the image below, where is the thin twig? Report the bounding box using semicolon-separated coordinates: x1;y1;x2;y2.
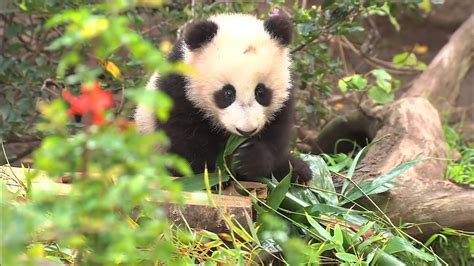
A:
340;36;421;74
291;34;320;54
338;37;350;75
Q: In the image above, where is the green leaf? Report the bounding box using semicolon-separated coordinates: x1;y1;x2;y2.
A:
357;234;384;253
418;0;432;14
351;221;375;242
342;158;425;204
373;250;406;266
381;2;400;31
393;52;417;67
300;154;338;205
385;236;435;262
416;62;427;71
424;233;448;247
257;177;311;210
288;186;320;205
217;134;246;173
303;204;367;217
305;212;332;241
368;86;394;104
371;69;392;93
333;224;343;246
342;144;370;195
371;69;391;82
393;52;427;70
335;252;359;263
175;172;230;192
338;79;349;93
266;170;292;210
244;211;260;246
22;165;33;200
223;135;247;158
338;74;367;93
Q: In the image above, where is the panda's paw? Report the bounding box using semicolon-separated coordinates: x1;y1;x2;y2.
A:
290;156;313;185
234;141;273;180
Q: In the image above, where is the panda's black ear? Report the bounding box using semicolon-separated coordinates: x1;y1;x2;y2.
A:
264;15;293;46
183;20;219;51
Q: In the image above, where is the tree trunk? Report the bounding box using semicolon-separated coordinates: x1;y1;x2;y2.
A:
353;97;474;239
313;15;474;239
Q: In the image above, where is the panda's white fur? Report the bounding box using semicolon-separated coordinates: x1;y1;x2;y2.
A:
134;72;159;134
135;14;291;137
183;14;292;135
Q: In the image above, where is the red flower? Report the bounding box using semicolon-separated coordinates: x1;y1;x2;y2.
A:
62;81;113;125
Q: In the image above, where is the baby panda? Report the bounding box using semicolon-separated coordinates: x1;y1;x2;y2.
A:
135;13;312;184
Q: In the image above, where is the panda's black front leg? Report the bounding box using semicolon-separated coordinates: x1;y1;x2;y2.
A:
234;140;313;184
287;156;313;184
234;139;275;181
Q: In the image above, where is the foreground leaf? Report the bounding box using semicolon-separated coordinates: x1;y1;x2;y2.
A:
384;236;435;262
335;252;359;263
257;177;311;210
373;250;406;266
305;212;332;242
266;171;292;210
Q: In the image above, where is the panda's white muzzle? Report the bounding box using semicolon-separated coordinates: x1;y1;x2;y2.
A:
220;103;266;137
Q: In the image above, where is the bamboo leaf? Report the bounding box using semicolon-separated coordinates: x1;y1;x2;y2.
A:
300;154;338;205
335;252;359;263
373;250;406;266
385;236;435;262
305;212;332;241
342;158;425;205
343;144;370;194
351;221;375;242
266;170;292;210
333;224;343;246
257;177;311;210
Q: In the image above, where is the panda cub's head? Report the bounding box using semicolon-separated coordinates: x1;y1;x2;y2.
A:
182;14;293;137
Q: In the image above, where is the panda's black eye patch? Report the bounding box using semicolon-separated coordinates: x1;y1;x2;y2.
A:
214;84;236;109
255;83;272;106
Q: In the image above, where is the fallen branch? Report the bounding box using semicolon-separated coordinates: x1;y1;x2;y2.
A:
1;166;256;233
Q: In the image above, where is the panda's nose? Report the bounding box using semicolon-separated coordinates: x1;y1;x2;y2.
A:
236;128;256;137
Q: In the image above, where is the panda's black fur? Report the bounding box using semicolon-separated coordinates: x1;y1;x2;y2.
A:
142;15;312;183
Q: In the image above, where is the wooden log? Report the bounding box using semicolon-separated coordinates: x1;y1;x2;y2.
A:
352;97;474;239
166;193;252;233
0;166;253;233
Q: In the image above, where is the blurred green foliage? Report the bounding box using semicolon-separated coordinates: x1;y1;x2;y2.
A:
443;123;474;186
